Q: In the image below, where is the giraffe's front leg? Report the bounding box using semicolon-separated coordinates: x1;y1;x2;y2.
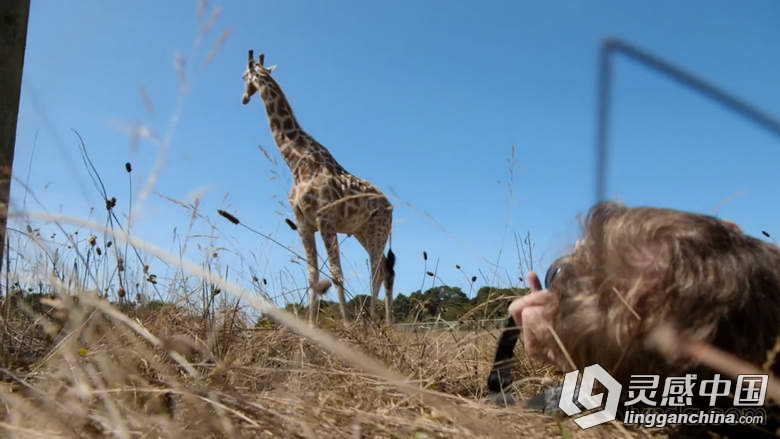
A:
297;222;320;326
319;222;351;324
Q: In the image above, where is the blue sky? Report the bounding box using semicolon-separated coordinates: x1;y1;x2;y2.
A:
12;1;780;304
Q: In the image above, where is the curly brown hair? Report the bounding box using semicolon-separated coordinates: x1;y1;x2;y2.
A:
549;202;780;389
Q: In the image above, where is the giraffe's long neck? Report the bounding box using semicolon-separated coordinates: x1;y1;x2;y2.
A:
255;76;346;181
257;77;306;161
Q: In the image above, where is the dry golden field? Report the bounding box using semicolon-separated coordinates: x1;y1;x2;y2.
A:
0;293;661;438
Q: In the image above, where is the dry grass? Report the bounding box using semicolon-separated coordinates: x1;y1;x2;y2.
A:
0;289;655;438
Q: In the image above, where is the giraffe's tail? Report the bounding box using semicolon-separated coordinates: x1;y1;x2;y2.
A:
383;247;396;291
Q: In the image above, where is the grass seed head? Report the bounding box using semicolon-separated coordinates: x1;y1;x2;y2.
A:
285;218;298;231
106;196;117;210
217;209;240;225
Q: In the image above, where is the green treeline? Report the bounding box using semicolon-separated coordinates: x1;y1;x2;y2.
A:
283;285;529;323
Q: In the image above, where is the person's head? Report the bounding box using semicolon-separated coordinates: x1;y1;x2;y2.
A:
547;201;780;385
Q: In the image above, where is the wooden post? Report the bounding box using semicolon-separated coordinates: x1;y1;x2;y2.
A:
0;0;31;271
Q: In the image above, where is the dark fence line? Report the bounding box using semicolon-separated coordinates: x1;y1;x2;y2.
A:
237;318;509;332
392;318;507;331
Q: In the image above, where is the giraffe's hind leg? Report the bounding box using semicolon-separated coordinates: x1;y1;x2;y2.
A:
365;249;384;322
356;213;393;324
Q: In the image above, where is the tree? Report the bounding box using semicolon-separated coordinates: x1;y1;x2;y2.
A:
403;285;469;321
437;286;469;320
471;286;528;319
392;293;412;322
346;294;383;319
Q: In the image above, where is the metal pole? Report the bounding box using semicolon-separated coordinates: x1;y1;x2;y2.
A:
0;0;31;273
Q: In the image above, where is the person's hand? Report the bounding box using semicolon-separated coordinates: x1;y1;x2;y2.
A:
508;271;560;363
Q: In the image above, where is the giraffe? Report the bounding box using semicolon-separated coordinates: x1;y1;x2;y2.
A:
241;50;396;325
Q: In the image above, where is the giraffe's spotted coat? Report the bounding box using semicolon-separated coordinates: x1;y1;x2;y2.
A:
242;52;396;325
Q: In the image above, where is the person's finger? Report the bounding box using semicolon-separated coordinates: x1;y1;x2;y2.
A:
508;291;552;323
521;307;552;360
523;323;538;357
508;297;525;326
527;271;542;292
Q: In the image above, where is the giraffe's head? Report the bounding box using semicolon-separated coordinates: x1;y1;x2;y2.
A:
242;50;277;105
